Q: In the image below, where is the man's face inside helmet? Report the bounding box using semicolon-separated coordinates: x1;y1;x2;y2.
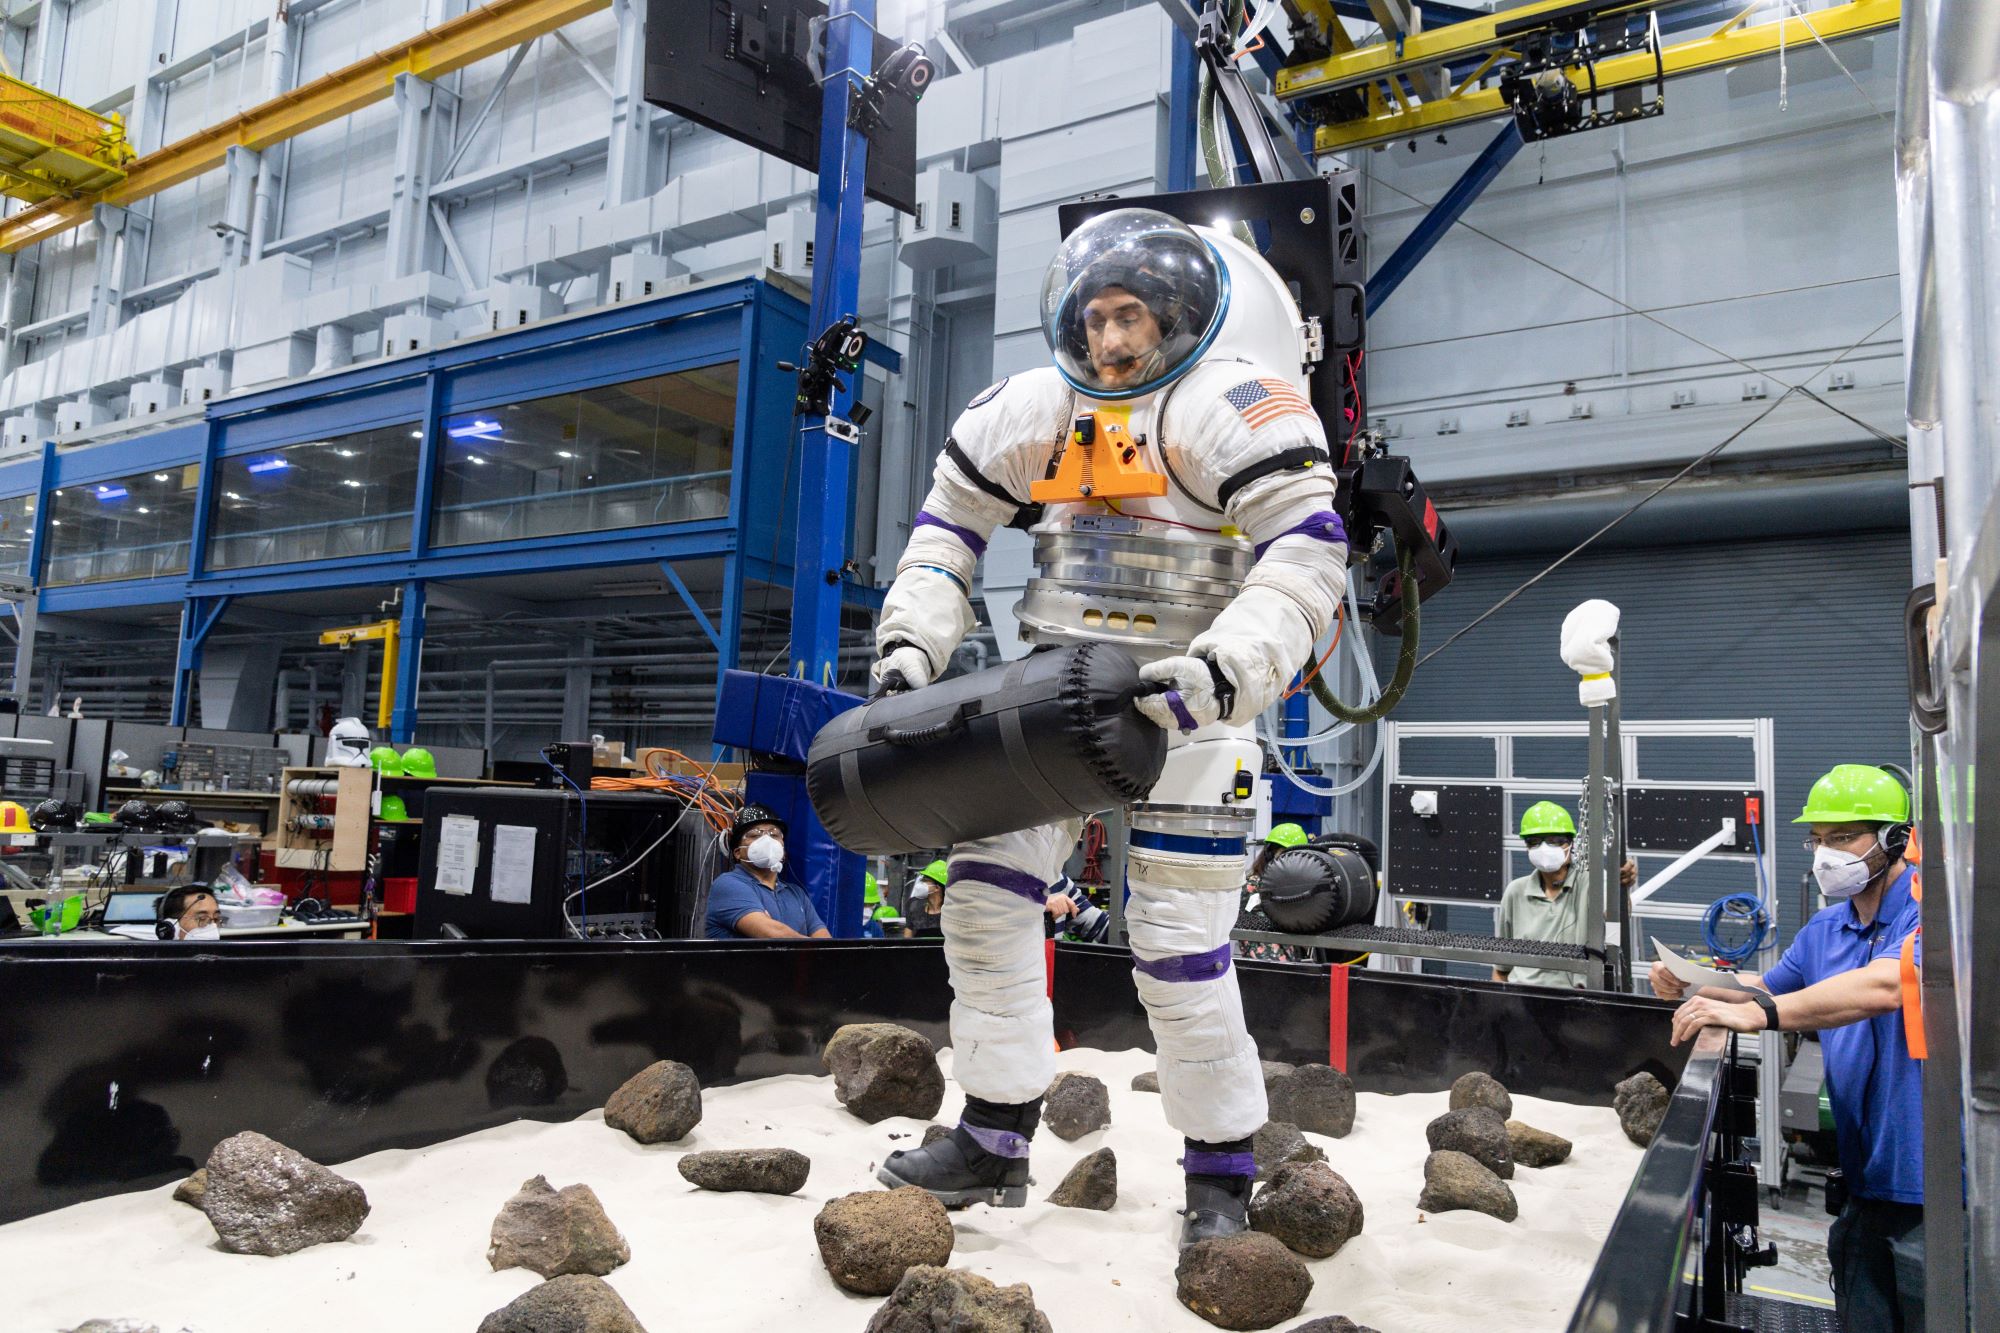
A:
1083;286;1164;389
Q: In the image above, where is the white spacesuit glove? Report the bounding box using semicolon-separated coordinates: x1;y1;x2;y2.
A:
1135;655;1235;733
871;643;935;696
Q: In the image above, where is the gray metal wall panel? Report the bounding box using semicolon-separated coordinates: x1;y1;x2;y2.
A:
1391;528;1912;948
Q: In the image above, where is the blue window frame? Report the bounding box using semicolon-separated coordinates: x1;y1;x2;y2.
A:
431;362;739;548
0;493;34;580
208;420;423;570
42;466;201;587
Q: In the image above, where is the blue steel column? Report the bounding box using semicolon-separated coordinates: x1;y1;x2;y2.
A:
789;0;873;684
780;1;875;936
1366;122;1523;316
390;578;426;742
1168;27;1199;192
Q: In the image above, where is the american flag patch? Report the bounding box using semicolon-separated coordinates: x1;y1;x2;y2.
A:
1224;378;1315;430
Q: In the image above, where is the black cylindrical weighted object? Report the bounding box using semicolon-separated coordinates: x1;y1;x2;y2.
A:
1257;844;1379;935
806;643;1167;855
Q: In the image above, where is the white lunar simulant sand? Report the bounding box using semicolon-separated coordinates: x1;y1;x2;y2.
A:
0;1046;1644;1332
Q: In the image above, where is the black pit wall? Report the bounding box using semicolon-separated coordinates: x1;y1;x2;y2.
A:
0;940;1679;1224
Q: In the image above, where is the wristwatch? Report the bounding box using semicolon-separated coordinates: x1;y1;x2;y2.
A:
1751;991;1780;1031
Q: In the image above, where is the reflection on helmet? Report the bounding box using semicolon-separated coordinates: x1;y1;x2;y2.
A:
1040;208;1228;400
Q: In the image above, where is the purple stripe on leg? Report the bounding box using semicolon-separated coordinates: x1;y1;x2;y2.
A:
960;1123;1031;1158
1132;944;1233;983
1181;1151;1257;1177
947;859;1049;904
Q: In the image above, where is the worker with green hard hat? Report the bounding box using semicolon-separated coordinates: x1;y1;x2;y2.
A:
860;872;906;939
1657;764;1923;1330
1494;799;1637;989
903;859;947;939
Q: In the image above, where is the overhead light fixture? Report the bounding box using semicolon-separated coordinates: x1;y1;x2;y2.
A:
49;519;60;526
342;479;363;488
336;449;357;458
448;418;503;441
94;485;128;501
245;457;289;475
557;450;575;459
224;491;242;500
409;430;423;439
137;506;151;514
468;455;487;465
152;472;169;481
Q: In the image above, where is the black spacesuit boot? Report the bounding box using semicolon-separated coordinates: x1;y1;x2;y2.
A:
1180;1137;1257;1247
876;1095;1040;1207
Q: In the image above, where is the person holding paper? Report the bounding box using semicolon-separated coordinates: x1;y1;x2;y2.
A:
1492;801;1637;988
704;805;831;940
1654;764;1922;1333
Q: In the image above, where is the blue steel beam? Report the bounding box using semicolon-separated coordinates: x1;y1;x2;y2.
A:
390;578;425;742
1365;119;1522;316
1168;26;1199;192
660;559;723;655
169;594;231;726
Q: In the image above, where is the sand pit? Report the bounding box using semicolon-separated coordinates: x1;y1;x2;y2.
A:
0;1047;1643;1331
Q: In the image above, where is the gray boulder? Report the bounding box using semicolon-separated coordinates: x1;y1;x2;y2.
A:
200;1131;369;1257
1417;1149;1518;1222
1175;1232;1313;1330
1043;1071;1111;1141
1507;1120;1573;1168
487;1175;631;1278
1288;1319;1381;1333
603;1060;703;1144
171;1168;206;1209
823;1024;947;1124
1266;1063;1355;1138
677;1148;810;1194
476;1274;646;1333
1615;1071;1671;1147
866;1266;1053;1333
1048;1147;1117;1210
922;1123;954;1147
1249;1160;1364;1259
1425;1106;1514;1179
1448;1071;1513;1120
815;1187;955;1296
1132;1070;1161;1093
1251;1121;1326;1182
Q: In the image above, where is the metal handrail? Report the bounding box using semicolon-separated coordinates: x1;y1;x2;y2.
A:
1567;1026;1729;1332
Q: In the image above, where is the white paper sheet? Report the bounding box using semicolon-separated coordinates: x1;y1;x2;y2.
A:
1651;936;1757;993
434;814;480;896
489;824;537;905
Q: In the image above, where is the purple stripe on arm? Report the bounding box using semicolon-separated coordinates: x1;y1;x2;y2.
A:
913;511;987;557
1181;1150;1257;1178
1132;944;1233;983
947;859;1049;904
1253;510;1348;561
960;1123;1032;1159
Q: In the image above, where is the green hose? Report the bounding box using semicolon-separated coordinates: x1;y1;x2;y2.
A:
1309;542;1421;724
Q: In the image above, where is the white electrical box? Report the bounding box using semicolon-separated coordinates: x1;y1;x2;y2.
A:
182;368;230;406
381;314;454;358
764;207;816;281
486;282;562;332
1;415;52;454
609;252;689;304
128;382;176;418
900;168;991;270
56;399;109;436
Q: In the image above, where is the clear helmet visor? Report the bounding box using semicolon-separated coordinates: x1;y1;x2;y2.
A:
1040;209;1228;400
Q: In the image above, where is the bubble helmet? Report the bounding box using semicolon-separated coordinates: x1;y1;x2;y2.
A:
1040;208;1229;400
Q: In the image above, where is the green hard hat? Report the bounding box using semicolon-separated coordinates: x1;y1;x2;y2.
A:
1519;801;1577;838
369;746;404;776
864;872;881;905
1795;764;1909;825
921;859;949;886
400;747;438;779
380;794;409;821
1264;822;1310;849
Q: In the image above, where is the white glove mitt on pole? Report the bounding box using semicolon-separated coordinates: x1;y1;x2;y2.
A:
1560;599;1621;707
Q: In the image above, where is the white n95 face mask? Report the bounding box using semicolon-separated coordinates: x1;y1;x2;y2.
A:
1528;843;1569;874
1813;842;1878;899
180;923;222;942
747;834;785;873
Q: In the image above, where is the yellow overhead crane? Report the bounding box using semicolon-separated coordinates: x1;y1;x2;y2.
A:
320;619;402;733
0;0;610;254
1276;0;1902;154
0;72;134;203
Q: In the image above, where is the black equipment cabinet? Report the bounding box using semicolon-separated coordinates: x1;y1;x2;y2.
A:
415;788;694;940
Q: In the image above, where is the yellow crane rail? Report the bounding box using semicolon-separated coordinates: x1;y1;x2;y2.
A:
1295;0;1899;154
0;0;610;254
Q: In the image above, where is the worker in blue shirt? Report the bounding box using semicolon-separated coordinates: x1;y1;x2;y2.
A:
1654;765;1924;1331
705;805;831;940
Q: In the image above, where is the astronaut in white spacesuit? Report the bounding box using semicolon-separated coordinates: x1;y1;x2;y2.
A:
871;209;1349;1247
